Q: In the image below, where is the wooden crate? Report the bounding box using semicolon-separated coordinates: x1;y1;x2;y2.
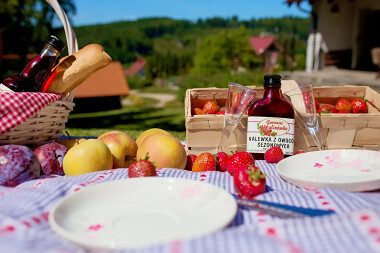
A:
185;83;380;155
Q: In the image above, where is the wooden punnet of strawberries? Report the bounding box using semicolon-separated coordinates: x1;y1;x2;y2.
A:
317;98;368;114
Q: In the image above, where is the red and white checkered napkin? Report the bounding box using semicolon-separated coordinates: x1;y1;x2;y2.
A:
0;92;65;135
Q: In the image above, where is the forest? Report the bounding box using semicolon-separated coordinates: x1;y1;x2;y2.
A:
1;5;310;84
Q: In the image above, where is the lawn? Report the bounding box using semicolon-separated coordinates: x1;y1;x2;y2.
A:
63;102;186;140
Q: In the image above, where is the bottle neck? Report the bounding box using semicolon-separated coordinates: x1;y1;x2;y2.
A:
20;43;61;87
263;85;282;99
39;44;61;58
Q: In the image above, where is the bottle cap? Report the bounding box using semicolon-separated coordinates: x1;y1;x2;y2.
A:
264;75;281;87
47;35;66;53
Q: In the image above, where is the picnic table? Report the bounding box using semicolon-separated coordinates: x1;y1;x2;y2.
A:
0;160;380;253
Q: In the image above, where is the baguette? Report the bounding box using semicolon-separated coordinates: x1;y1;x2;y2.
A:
43;44;112;94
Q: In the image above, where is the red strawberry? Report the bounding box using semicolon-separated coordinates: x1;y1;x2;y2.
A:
194;108;205;115
294;150;306;155
185;154;197;171
128;159;157;178
335;99;352;113
231;93;243;113
351;99;368;113
216;152;229;172
315;101;320;110
264;146;284;163
227;152;255;176
216;111;225;115
202;101;219;114
233;165;266;200
192;152;216;172
317;105;333;114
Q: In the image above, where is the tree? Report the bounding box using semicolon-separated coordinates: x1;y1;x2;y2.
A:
0;0;76;55
192;26;260;75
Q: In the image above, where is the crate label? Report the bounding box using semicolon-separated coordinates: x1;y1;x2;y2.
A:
246;116;295;155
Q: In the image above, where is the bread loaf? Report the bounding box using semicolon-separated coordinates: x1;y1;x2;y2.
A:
43;44;112;94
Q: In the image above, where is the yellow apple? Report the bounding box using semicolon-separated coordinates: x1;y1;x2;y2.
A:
56;138;86;149
136;128;172;147
97;131;137;168
137;133;186;170
63;139;113;176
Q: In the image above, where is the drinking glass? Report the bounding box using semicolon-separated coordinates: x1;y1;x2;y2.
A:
217;82;257;152
283;83;325;150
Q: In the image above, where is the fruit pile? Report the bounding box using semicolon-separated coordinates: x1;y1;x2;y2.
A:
0;128;188;186
193;100;225;115
317;98;368;114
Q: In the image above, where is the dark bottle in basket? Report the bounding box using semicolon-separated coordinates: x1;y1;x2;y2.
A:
246;75;295;160
0;35;65;92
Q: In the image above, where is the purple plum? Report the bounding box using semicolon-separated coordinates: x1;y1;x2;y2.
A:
0;145;41;187
33;142;68;176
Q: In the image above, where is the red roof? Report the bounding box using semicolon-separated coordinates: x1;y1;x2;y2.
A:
249;36;275;56
74;61;130;98
124;58;146;76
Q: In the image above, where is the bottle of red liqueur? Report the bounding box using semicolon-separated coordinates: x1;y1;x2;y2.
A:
0;35;65;92
246;75;295;160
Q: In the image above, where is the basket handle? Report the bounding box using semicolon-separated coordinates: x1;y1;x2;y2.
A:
45;0;77;100
45;0;78;55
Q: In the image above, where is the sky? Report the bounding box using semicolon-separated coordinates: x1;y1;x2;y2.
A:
71;0;311;26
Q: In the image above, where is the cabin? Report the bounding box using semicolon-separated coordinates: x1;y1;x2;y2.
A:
72;61;130;113
249;36;294;74
124;58;146;77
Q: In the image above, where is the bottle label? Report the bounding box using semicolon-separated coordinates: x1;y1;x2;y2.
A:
0;83;14;92
246;116;295;155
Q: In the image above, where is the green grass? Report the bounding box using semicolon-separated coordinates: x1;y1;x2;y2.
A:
64;105;186;140
63;128;186;140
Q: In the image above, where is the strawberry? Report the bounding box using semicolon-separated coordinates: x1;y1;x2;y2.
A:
216;111;225;115
351;99;368;113
335;99;352;113
315;101;320;111
294;150;306;155
202;101;219;114
227;152;255;176
317;105;333;114
231;93;243;113
192;152;216;172
264;146;284;163
216;152;229;172
185;154;197;171
128;158;157;178
233;165;266;200
194;108;205;115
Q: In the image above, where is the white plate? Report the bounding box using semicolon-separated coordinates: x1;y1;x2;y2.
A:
277;149;380;192
49;177;237;250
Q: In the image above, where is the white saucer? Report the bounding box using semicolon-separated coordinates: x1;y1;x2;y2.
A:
276;149;380;192
49;177;237;250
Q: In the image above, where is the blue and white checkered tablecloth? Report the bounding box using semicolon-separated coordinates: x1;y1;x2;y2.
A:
0;160;380;253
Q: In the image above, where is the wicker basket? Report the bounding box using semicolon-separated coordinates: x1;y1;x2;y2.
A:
0;0;78;146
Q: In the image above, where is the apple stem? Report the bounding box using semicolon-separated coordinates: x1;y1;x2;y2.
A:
65;131;73;140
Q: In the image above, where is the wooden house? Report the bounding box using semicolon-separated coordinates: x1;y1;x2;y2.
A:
249;36;294;74
287;0;380;71
73;61;130;113
124;58;146;77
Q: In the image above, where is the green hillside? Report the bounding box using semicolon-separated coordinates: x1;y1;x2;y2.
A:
66;16;310;65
